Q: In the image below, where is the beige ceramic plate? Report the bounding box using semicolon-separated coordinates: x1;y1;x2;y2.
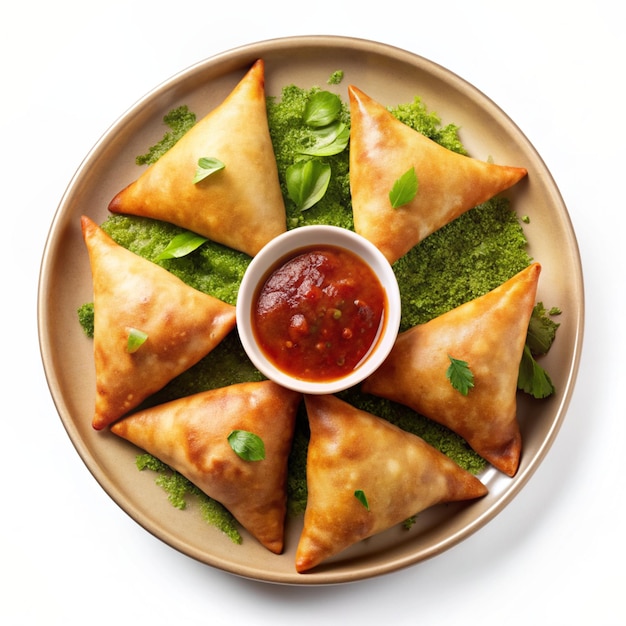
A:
38;36;584;584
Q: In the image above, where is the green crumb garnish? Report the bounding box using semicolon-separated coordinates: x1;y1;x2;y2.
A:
327;70;344;85
136;452;168;473
286;409;311;516
100;214;250;306
198;498;242;545
136;453;242;544
267;84;352;231
155;472;191;509
77;302;94;338
389;97;468;155
135;105;196;166
393;198;531;329
81;80;559;538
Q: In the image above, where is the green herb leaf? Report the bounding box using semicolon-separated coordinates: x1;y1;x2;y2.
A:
298;122;350;157
286;159;331;211
389;167;419;208
126;327;148;353
303;91;342;128
193;157;225;184
517;344;555;399
354;490;370;511
446;355;474;395
156;231;209;260
526;302;561;356
227;430;265;462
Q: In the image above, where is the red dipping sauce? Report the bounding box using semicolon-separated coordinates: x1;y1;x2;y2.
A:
252;245;386;382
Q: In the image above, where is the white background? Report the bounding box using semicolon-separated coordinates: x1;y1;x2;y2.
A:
4;1;624;624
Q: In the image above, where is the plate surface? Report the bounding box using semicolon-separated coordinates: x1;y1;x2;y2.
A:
38;35;584;585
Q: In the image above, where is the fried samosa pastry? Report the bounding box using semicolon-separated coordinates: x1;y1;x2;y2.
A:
108;59;286;257
363;263;541;477
295;394;487;573
111;381;301;554
81;215;236;430
348;85;528;263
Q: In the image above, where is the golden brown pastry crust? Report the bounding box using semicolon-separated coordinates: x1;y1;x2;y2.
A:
81;215;236;430
348;85;528;264
295;394;487;573
111;381;301;554
108;59;286;257
363;263;541;476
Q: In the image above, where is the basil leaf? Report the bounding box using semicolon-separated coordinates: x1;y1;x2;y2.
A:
354;490;370;511
298;122;350;157
156;231;209;260
227;430;265;462
286;159;331;211
389;167;418;208
446;354;474;395
303;91;342;128
193;157;225;184
126;327;148;353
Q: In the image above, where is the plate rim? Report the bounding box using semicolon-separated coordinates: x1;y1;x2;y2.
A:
37;34;585;585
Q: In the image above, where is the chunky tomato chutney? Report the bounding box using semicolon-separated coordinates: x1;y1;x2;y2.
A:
252;244;386;382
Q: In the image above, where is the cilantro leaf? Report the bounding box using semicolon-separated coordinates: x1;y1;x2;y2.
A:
517;302;559;399
517;344;555;399
446;355;474;395
526;302;560;356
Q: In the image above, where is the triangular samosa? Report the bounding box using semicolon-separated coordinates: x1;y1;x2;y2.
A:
348;85;528;263
81;215;236;430
295;394;487;573
362;263;541;476
108;59;286;257
111;381;301;554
